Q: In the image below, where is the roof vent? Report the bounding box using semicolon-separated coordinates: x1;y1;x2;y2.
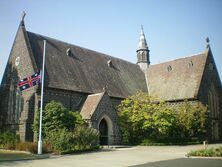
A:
66;48;71;56
107;60;112;67
167;65;172;72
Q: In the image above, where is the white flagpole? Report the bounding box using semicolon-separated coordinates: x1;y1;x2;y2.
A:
38;40;46;155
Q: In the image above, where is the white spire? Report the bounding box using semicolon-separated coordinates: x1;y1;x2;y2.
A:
136;25;150;71
137;25;148;50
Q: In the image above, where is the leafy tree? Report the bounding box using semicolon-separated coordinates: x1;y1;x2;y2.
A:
32;101;99;154
174;101;208;139
118;92;208;144
33;101;84;136
118;92;177;144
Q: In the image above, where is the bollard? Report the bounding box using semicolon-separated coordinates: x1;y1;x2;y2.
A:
203;141;206;150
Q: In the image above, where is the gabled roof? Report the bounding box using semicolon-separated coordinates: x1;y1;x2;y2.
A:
26;31;148;98
80;92;105;119
147;52;207;101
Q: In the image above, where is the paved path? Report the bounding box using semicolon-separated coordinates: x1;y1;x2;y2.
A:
0;144;221;167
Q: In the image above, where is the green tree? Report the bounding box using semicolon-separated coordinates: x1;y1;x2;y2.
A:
118;92;208;145
33;101;99;154
118;92;177;144
175;101;208;139
33;101;84;136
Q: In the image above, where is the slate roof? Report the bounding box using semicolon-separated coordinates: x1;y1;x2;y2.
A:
80;92;104;119
26;31;148;98
147;53;207;101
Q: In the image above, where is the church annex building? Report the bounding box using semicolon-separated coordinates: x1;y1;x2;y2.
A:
0;18;222;145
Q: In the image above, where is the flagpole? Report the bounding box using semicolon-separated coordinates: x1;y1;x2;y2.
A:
38;40;46;155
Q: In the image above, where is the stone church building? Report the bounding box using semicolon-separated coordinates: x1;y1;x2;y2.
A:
0;18;222;145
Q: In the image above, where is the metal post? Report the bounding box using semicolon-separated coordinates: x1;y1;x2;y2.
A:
38;40;46;155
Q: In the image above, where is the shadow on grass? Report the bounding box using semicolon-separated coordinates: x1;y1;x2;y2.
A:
0;150;49;162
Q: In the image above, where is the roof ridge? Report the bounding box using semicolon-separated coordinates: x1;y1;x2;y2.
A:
88;91;105;97
26;31;137;66
150;52;205;66
26;31;148;98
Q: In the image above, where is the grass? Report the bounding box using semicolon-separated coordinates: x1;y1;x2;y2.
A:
187;146;222;157
0;149;49;161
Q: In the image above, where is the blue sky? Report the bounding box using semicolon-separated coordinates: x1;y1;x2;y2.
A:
0;0;222;81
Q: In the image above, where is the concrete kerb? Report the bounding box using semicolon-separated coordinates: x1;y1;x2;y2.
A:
186;155;222;159
0;154;50;162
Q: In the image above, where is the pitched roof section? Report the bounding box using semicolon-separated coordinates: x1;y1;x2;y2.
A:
26;31;148;98
80;92;104;119
147;53;207;101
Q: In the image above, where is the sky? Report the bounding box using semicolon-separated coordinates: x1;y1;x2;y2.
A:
0;0;222;82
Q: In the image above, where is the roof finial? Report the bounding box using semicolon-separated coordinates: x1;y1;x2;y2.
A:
103;85;108;92
141;25;143;31
21;11;26;22
141;25;144;35
206;37;210;48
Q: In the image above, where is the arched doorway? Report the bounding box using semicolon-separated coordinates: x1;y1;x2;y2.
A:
99;118;108;145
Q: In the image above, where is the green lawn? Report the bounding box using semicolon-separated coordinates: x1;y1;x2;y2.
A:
0;150;48;161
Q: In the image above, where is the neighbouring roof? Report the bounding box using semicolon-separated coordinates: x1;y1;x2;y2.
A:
26;31;148;98
80;92;104;119
147;53;207;101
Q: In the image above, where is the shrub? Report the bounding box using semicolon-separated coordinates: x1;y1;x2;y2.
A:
15;142;51;154
141;137;201;146
45;128;73;153
33;101;84;137
44;126;99;154
0;132;19;149
72;125;99;150
33;101;99;154
188;146;222;157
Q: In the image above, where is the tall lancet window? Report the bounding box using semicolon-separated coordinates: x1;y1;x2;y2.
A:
15;88;22;123
208;84;219;118
208;84;219;140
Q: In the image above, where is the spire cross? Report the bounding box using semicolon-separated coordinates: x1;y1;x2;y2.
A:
206;37;210;44
21;11;26;21
206;37;210;48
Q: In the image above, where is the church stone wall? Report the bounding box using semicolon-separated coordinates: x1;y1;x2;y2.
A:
1;24;37;141
41;88;87;111
19;89;36;141
90;94;121;145
197;53;222;141
110;97;122;110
